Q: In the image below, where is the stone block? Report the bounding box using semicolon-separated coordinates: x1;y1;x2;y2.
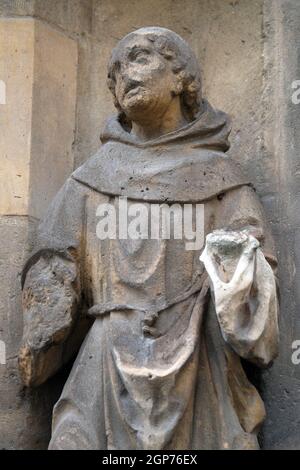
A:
0;18;77;218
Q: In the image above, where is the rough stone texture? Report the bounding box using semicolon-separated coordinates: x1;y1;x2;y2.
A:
0;15;78;448
0;0;35;17
0;1;266;176
20;142;278;449
0;0;299;449
29;19;77;219
0;0;91;34
74;0;265;170
17;25;280;450
0;19;34;215
259;0;300;450
0;216;56;449
0;18;77;218
34;0;93;36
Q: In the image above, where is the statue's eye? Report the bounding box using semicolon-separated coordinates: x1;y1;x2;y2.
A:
131;50;150;64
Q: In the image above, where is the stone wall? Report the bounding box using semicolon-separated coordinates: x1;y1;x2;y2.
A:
0;0;299;449
259;0;300;450
0;11;78;449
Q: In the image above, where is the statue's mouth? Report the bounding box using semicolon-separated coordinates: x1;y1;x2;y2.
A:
124;80;143;96
125;87;142;98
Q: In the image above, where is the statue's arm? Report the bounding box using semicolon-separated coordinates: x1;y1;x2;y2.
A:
201;237;279;367
18;252;80;386
18;178;88;386
201;185;279;367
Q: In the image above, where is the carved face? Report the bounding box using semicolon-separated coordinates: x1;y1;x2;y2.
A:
113;35;181;122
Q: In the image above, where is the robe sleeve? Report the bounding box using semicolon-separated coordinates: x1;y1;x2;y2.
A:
19;177;89;387
203;185;279;367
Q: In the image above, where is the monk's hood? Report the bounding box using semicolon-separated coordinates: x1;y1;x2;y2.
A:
100;99;231;151
73;99;250;203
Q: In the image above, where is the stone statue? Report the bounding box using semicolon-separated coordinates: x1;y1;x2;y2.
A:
18;27;279;450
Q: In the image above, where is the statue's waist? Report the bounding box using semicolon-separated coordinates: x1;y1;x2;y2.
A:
87;274;208;337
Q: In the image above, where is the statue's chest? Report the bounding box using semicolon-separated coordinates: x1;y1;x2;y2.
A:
84;193;203;305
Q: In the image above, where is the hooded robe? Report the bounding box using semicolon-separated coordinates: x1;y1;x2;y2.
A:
19;100;279;450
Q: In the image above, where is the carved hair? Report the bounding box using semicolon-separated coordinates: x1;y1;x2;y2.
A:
107;27;202;122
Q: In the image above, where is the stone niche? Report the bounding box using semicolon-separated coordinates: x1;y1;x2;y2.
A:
0;0;299;449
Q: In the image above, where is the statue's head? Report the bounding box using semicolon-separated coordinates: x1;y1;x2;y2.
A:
107;27;202;126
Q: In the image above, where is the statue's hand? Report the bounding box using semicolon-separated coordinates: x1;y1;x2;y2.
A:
18;254;79;387
200;230;259;312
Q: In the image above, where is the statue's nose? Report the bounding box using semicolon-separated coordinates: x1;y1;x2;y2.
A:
119;62;131;80
118;71;130;89
120;60;142;81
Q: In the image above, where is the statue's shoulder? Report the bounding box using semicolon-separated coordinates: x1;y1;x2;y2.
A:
71;142;130;196
70;143;251;203
192;150;251;195
71;144;111;189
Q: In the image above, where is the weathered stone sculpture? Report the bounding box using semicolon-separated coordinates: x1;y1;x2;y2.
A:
18;27;279;450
